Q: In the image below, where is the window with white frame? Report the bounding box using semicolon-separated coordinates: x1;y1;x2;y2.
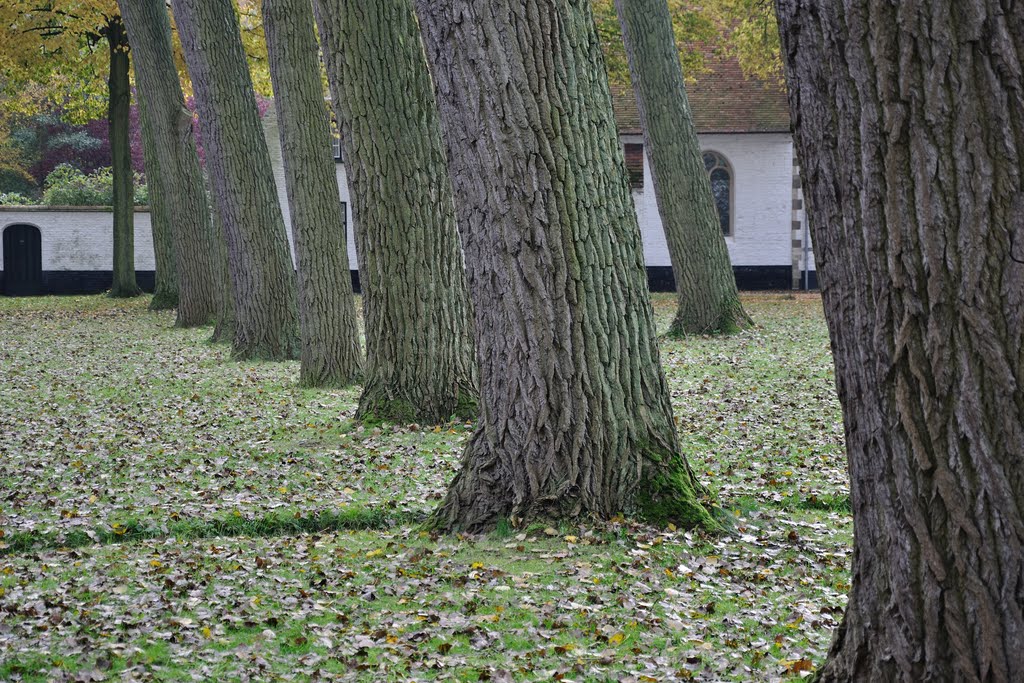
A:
702;150;732;236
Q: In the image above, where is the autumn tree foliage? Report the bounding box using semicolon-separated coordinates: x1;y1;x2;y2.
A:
0;1;140;297
591;0;782;86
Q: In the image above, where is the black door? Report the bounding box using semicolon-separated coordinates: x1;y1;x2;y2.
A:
3;224;43;296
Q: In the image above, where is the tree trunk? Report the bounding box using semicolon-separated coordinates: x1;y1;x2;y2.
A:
119;0;220;326
614;0;750;335
137;97;179;311
107;16;140;299
313;0;476;421
776;2;1024;680
415;0;716;532
205;172;235;344
261;0;362;387
173;0;301;360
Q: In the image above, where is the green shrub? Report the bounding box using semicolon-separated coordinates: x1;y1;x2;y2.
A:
133;178;148;205
0;192;33;206
42;164;148;206
0;163;39;198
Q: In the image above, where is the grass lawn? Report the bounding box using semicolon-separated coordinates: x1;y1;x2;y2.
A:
0;292;850;682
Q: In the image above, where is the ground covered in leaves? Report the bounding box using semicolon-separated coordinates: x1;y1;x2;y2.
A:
0;293;850;682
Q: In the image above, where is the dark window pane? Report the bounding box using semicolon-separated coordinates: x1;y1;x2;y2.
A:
702;152;716;172
624;143;644;189
710;167;730;235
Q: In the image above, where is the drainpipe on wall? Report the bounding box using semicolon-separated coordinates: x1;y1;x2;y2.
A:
802;218;811;291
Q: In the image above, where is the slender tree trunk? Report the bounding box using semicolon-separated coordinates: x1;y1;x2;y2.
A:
313;0;476;421
614;0;749;335
173;0;301;360
107;16;140;298
415;0;716;532
137;97;179;311
261;0;362;387
119;0;220;326
777;1;1024;680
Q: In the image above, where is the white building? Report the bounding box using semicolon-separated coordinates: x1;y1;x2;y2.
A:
1;56;814;296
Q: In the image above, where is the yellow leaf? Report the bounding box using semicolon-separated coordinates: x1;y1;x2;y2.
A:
278;487;288;494
564;535;578;544
608;632;625;645
201;626;212;639
470;562;484;569
150;560;163;568
365;549;383;558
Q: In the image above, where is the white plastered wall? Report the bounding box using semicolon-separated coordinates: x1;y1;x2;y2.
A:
0;208;155;271
624;132;794;269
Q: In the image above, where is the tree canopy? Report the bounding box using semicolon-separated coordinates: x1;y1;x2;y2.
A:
592;0;782;86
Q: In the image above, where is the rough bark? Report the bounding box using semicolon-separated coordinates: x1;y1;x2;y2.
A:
107;15;140;299
776;1;1024;680
261;0;362;387
173;0;301;360
614;0;750;335
313;0;476;421
208;179;235;345
415;0;716;532
119;0;220;326
137;97;179;311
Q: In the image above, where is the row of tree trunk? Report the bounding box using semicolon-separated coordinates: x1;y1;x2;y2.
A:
117;0;1024;676
115;0;1024;677
118;0;727;531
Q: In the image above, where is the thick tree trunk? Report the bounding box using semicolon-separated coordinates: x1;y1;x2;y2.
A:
173;0;301;360
119;0;220;326
137;98;179;311
415;0;716;532
207;175;235;345
614;0;750;335
313;0;476;420
261;0;362;387
776;1;1024;680
107;16;140;299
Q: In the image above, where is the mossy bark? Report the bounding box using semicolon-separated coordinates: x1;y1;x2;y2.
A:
119;0;220;326
173;0;301;360
416;0;716;532
614;0;750;336
137;98;178;311
313;0;476;420
779;0;1024;679
261;0;362;387
106;16;140;299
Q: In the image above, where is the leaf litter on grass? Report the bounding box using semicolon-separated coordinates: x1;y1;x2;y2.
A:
0;293;850;681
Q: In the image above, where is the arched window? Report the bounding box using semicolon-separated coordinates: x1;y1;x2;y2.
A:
702;151;733;236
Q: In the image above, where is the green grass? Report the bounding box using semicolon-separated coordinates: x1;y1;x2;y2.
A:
0;292;850;681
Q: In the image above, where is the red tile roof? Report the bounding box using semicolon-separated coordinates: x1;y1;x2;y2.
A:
610;56;791;134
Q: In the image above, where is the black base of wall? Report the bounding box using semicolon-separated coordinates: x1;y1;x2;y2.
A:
0;271;156;296
1;267;813;297
645;265;796;292
796;270;819;290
